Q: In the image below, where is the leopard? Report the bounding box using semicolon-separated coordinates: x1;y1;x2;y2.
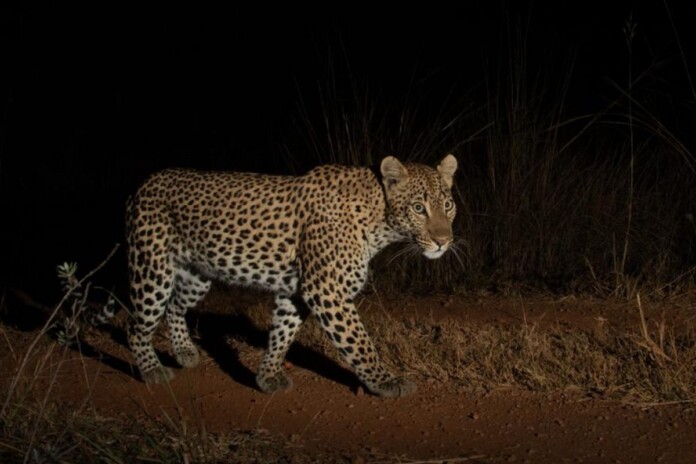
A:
125;154;458;397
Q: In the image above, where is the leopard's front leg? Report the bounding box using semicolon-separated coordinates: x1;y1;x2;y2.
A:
310;298;416;397
299;219;416;397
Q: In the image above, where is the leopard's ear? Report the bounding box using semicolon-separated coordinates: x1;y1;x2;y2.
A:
437;154;457;189
380;156;409;187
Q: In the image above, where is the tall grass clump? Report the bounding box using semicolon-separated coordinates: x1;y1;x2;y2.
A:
289;19;696;297
457;17;696;296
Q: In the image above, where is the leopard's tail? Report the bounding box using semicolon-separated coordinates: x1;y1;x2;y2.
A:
54;259;123;346
84;296;120;326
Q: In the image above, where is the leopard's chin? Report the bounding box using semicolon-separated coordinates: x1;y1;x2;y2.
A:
423;249;447;260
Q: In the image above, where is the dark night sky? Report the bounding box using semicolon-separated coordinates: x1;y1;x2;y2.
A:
1;1;694;290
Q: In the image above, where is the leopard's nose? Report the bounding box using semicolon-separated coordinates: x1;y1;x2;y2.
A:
433;236;450;248
428;219;452;248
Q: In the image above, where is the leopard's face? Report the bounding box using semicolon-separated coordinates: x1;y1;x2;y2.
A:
381;155;458;259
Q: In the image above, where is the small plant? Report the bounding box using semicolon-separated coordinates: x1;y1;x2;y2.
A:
51;261;118;346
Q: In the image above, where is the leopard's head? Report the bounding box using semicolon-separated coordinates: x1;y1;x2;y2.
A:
380;154;458;259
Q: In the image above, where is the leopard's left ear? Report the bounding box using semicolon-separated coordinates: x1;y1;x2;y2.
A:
437;154;458;188
381;156;409;188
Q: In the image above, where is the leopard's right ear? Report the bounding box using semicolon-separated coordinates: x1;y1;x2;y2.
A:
437;154;458;189
380;156;409;188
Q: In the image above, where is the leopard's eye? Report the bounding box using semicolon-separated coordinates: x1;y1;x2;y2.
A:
444;199;454;211
412;202;426;214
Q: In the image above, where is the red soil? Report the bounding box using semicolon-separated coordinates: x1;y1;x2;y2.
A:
3;292;696;463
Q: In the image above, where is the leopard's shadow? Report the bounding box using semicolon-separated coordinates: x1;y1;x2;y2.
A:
22;305;359;392
189;310;360;392
2;285;356;391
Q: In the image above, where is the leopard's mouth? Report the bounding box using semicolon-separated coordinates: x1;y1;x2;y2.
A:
423;249;447;259
419;238;451;260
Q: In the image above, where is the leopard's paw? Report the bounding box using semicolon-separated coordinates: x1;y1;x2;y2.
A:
256;370;293;393
141;366;175;385
370;376;416;398
175;347;200;368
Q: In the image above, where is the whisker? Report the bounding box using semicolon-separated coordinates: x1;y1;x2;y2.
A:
453;237;470;252
448;244;468;270
386;244;418;266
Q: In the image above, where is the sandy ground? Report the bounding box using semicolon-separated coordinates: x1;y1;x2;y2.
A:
3;290;696;463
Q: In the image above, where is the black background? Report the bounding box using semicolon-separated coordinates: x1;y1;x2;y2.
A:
1;1;694;294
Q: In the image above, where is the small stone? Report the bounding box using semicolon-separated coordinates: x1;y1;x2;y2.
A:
356;386;365;397
469;412;480;420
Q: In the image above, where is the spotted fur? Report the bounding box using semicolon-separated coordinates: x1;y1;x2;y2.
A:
126;155;458;397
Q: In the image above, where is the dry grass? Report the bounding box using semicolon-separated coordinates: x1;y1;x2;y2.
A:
1;396;229;463
0;392;333;464
254;295;696;404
